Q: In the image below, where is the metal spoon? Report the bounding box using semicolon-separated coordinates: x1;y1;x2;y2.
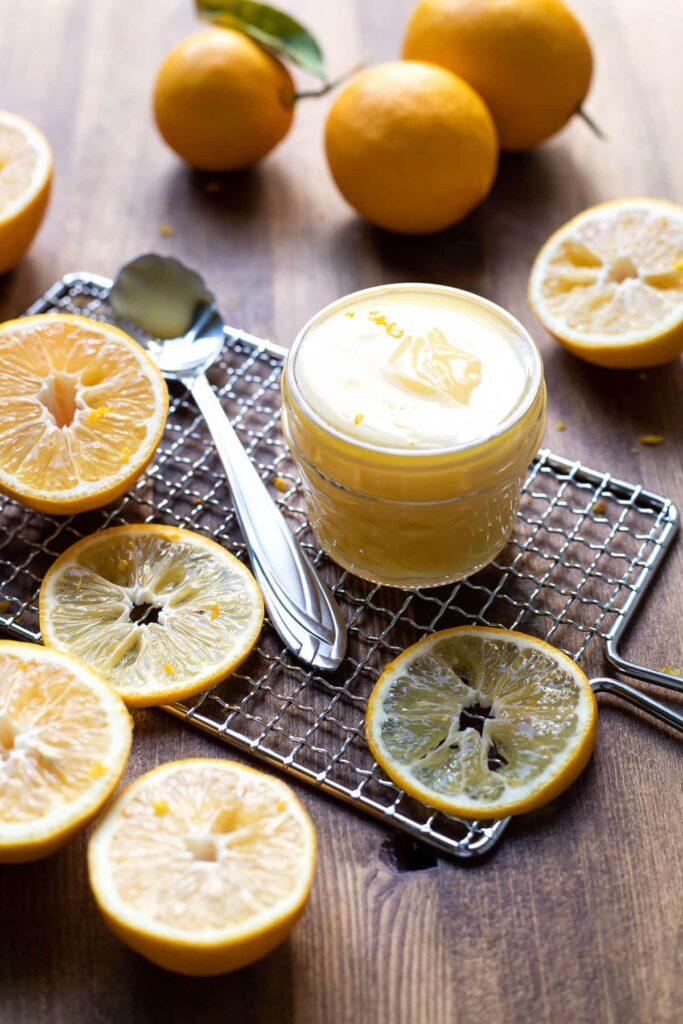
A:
110;253;347;671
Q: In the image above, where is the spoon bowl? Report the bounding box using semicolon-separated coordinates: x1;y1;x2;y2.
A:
110;254;225;378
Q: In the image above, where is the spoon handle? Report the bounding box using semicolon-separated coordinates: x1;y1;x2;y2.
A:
187;372;347;671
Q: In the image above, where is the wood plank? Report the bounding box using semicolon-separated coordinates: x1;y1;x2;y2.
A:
0;1;681;1022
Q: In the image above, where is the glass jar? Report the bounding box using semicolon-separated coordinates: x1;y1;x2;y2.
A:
281;284;546;589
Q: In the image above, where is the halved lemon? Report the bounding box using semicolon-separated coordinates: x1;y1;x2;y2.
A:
529;198;683;368
0;110;52;274
0;314;168;513
0;640;132;863
39;524;264;707
88;758;317;975
366;626;597;819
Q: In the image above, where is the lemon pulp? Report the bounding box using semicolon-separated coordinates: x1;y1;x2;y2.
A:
39;525;264;706
529;198;683;367
0;641;132;862
88;759;316;975
366;627;597;819
0;314;168;512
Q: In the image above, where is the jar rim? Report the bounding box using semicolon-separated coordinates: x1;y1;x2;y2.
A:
285;283;544;459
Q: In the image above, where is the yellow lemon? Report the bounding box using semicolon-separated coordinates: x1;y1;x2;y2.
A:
529;198;683;368
403;0;593;150
0;110;52;274
366;626;597;819
88;759;317;975
154;28;295;171
39;524;264;707
325;61;498;234
0;641;132;863
0;314;168;513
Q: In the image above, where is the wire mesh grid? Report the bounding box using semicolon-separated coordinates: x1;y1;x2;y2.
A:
0;272;678;860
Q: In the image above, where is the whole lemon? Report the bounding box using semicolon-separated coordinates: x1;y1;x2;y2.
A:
153;28;295;171
403;0;593;151
325;61;498;234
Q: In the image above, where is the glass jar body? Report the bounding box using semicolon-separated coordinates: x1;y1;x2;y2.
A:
281;285;546;589
281;382;546;589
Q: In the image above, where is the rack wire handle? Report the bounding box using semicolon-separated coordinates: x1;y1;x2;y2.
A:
592;677;683;733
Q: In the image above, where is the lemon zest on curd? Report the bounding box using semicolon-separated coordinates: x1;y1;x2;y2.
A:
87;405;113;425
368;310;404;339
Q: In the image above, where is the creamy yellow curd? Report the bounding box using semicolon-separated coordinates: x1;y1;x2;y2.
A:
282;284;546;588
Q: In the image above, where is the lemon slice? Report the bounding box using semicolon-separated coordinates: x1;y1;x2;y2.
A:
0;110;52;273
0;314;168;513
39;524;264;707
0;641;132;863
88;758;317;975
528;198;683;368
366;626;597;819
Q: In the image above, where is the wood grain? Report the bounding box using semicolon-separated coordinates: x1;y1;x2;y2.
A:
1;1;682;1022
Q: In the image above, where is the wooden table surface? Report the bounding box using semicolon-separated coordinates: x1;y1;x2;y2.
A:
1;1;682;1021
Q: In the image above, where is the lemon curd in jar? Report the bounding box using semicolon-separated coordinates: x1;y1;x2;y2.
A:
281;284;546;588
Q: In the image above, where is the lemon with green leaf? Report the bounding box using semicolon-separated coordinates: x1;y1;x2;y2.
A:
154;1;333;171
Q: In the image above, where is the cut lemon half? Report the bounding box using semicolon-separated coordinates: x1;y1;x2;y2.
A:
39;524;264;707
0;314;168;513
0;641;132;863
0;111;52;274
529;198;683;368
366;627;597;819
88;759;317;975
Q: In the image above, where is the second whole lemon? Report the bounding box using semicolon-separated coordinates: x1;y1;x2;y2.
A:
403;0;593;151
153;28;295;171
325;61;498;234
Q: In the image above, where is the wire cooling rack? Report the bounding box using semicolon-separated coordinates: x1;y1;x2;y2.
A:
0;272;679;860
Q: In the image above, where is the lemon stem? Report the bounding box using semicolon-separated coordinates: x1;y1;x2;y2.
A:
294;54;370;101
577;106;607;141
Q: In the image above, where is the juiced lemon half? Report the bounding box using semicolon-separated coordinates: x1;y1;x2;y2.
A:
0;314;168;513
0;110;52;273
0;641;132;863
366;626;597;819
39;524;264;707
529;198;683;368
88;759;317;975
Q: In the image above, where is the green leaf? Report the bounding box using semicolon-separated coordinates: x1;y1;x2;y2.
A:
197;0;327;80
